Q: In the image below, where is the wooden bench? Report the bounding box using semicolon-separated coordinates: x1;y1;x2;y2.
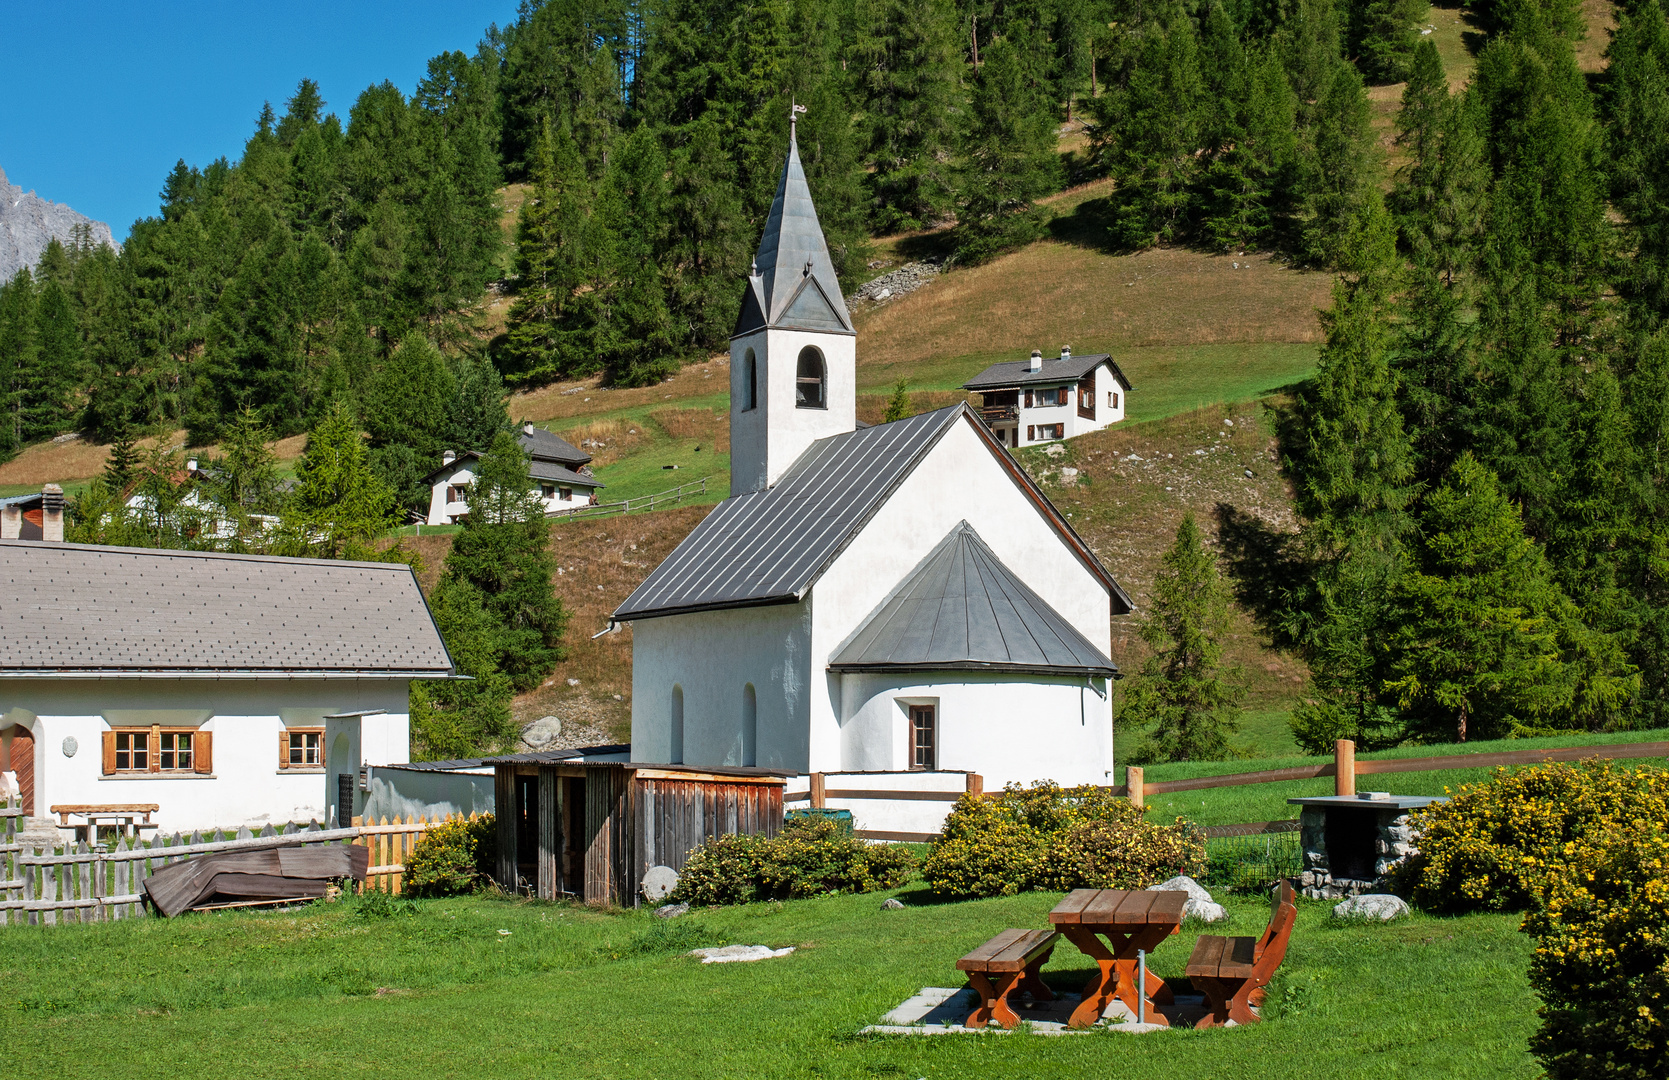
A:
956;928;1060;1028
1185;878;1297;1028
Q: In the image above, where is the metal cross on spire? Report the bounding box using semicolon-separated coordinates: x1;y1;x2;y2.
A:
791;101;807;133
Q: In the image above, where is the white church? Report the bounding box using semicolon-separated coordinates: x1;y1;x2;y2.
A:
612;129;1131;815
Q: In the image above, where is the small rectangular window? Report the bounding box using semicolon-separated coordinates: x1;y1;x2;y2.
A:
559;487;573;501
115;730;148;772
282;728;324;768
1024;389;1033;408
541;484;556;498
1026;425;1035;441
159;731;193;772
909;705;936;770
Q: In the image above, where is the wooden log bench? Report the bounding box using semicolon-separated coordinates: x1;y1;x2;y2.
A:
1185;878;1297;1028
956;928;1059;1029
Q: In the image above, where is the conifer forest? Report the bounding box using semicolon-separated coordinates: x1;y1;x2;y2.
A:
2;0;1669;744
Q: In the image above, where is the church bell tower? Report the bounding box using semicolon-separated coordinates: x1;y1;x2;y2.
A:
730;115;856;496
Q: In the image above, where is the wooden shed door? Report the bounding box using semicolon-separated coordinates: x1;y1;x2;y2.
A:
3;725;34;815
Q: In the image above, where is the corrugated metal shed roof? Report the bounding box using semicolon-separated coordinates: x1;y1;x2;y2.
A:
830;521;1118;676
614;404;1129;621
733;131;854;337
0;541;455;677
963;353;1135;392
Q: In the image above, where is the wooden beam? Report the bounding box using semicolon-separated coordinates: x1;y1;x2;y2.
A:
1335;740;1356;797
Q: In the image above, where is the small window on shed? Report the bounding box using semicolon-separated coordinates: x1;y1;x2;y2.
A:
795;347;826;410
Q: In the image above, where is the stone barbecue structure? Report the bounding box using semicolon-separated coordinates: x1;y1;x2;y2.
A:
1290;794;1446;900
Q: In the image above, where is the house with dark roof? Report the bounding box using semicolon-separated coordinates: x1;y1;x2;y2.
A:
422;423;602;525
610;123;1132;827
0;541;455;837
963;348;1135;447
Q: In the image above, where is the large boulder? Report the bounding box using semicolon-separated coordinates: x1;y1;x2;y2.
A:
1150;875;1228;923
1333;894;1410;921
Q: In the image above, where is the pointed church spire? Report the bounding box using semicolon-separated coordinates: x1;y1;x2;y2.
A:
734;118;854;337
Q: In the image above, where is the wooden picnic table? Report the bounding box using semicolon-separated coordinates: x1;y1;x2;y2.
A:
1048;888;1188;1028
50;803;161;842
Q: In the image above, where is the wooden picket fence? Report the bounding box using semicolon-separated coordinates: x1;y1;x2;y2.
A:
0;797;476;927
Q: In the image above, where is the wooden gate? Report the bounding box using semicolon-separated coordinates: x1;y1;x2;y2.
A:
2;725;33;815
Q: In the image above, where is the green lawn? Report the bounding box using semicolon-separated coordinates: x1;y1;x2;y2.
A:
2;887;1537;1078
1136;728;1669;828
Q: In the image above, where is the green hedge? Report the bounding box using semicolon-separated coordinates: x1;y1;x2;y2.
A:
670;817;915;906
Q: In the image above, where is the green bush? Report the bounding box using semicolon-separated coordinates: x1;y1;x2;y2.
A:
403;814;498;898
1392;761;1669;914
922;782;1207;898
1524;821;1669;1078
670;817;916;906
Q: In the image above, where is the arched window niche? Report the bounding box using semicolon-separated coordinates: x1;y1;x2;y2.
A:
670;685;685;764
741;683;758;768
742;348;758;411
795;346;826;410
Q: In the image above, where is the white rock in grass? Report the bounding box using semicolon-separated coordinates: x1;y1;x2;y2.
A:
690;944;796;964
1333;894;1410;921
1150;875;1228;922
655;903;690;919
881;897;906;911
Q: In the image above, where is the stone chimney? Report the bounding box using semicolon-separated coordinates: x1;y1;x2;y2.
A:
1060;346;1071;361
42;485;64;543
1028;349;1043;373
1;501;19;540
442;450;456;467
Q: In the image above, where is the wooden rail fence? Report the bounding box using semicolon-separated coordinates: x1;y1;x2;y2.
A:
547;475;710;520
0;800;472;927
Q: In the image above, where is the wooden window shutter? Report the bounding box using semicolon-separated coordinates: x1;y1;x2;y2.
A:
194;732;213;774
102;730;117;775
278;730;289;769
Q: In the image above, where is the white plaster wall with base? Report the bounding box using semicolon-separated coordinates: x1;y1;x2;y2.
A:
427;465;595;526
363;765;495;822
629;602;813;772
0;679;411;835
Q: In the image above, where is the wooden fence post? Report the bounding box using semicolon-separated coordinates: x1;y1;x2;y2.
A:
1335;739;1356;797
1126;766;1144;810
810;772;826;809
965;773;983;796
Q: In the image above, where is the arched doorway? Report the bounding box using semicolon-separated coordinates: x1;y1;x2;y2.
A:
1;724;35;815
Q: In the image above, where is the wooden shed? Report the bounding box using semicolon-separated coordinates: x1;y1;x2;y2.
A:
485;752;788;905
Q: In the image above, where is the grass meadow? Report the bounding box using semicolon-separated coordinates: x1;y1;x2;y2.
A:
1;884;1537;1079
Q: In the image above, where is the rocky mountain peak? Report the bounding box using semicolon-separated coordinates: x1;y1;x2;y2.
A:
0;166;118;279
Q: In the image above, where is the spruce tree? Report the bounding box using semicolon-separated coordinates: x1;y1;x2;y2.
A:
361;331;458;506
0;269;38;454
1200;47;1300;251
411;579;517;759
500;118;596;384
1349;0;1431;84
101;430;143;496
954;23;1063;262
278;400;398;559
1605;0;1669;330
204;407;282;547
884;378;913;422
852;0;968;230
1382;455;1637;741
439;429;569;691
1118;514;1245;762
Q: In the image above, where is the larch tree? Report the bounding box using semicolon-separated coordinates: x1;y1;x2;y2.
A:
1118;514;1245;762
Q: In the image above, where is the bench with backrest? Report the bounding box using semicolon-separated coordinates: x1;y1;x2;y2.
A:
956;928;1060;1028
1185;878;1297;1028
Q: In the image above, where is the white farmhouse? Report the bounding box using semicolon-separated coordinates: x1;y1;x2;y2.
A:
423;423;602;525
0;537;455;839
964;348;1134;448
611;130;1131;805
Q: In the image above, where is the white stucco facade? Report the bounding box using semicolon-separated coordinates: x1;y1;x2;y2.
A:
0;679;412;836
425;462;597;526
730;325;858;495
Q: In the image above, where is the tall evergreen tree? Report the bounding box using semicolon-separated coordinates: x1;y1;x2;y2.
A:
1118;514;1245;762
1347;0;1430;84
1605;0;1669;330
278;400;398;559
439;429;569;691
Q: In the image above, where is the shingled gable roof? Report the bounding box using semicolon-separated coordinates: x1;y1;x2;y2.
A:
829;521;1118;677
612;403;1130;621
420;426;594;486
0;541;455;678
733;130;854;337
963;353;1135;392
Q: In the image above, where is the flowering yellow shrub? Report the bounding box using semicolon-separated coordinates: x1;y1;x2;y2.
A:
922;782;1206;898
1523;826;1669;1078
1394;761;1669;914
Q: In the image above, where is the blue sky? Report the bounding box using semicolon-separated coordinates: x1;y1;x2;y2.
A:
1;1;517;239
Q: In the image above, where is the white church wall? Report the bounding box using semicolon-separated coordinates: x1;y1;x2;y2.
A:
629;602;813;771
837;673;1112;787
730;325;857;495
1;679;411;834
806;414;1116;777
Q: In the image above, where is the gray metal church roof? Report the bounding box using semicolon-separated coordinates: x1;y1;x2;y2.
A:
963;353;1135;392
829;521;1118;677
613;404;1129;621
0;541;455;678
733;130;854;337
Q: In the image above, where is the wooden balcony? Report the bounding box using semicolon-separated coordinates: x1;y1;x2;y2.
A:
980;406;1018;425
